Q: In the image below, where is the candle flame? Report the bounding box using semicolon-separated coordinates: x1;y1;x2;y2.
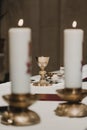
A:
18;19;24;27
72;21;77;28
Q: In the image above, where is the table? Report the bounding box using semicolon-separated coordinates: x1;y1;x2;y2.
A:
30;75;64;95
0;80;87;130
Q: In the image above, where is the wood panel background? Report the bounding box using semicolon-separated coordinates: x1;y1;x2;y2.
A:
0;0;87;81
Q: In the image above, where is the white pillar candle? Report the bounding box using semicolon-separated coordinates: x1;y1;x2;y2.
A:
9;28;31;94
64;29;84;89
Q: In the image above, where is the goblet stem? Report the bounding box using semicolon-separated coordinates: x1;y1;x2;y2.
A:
39;70;47;85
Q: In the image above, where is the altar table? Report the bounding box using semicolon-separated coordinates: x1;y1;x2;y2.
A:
0;79;87;130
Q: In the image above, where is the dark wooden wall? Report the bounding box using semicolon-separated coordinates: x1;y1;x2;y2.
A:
60;0;87;65
1;0;61;76
0;0;87;80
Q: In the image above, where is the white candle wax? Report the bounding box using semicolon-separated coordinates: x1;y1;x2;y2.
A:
64;29;84;88
9;28;31;94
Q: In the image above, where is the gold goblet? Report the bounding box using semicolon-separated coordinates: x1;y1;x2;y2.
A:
33;56;50;86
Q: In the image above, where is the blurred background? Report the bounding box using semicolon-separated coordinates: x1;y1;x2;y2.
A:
0;0;87;82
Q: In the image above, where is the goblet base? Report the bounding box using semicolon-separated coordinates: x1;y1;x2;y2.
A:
33;81;51;86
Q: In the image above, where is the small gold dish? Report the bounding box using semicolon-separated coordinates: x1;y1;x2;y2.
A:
3;93;38;108
56;88;87;102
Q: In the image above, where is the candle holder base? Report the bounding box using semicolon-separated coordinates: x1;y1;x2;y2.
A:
33;80;51;86
55;88;87;117
1;94;40;126
55;103;87;117
1;108;40;126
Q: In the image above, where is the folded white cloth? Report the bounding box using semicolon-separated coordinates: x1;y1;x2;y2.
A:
82;64;87;79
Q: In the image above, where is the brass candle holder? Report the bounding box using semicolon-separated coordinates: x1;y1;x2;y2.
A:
33;56;51;86
1;93;40;126
55;88;87;117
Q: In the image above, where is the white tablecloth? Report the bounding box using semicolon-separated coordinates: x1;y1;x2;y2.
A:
30;75;65;94
0;78;87;130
